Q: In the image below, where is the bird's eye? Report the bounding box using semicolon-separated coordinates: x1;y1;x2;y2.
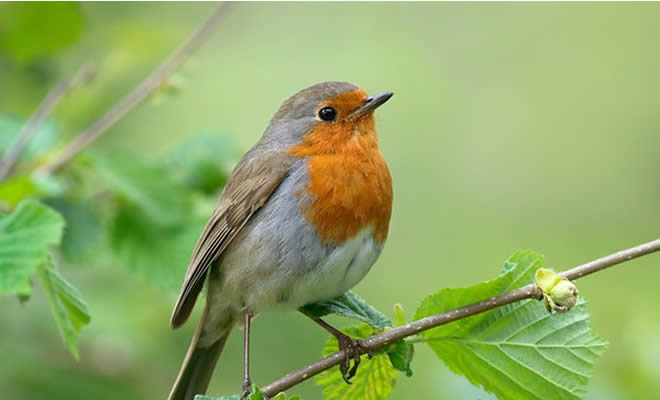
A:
318;106;337;122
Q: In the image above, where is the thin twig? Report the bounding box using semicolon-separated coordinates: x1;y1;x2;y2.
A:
36;2;234;175
261;238;660;396
0;63;96;182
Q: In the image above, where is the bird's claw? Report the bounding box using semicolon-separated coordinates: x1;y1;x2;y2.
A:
336;334;369;383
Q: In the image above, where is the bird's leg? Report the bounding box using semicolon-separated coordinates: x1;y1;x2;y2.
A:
302;312;371;383
241;312;253;399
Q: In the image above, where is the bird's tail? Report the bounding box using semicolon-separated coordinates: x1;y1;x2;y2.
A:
168;306;232;400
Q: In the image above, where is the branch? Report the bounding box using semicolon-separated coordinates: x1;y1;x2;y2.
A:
0;63;95;182
260;238;660;397
36;2;234;176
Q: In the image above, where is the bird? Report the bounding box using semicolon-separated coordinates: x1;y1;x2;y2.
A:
168;81;394;400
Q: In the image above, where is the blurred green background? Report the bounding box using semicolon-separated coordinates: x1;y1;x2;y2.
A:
1;2;659;399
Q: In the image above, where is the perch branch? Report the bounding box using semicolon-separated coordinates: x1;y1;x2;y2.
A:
260;238;660;397
0;63;95;182
36;2;233;175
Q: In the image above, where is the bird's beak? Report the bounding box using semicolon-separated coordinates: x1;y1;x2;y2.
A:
350;91;394;118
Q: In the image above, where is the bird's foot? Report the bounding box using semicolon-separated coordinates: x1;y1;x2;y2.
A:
335;333;372;383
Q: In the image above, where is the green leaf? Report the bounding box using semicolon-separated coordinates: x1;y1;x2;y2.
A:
0;200;64;295
163;134;236;194
36;258;90;359
414;250;608;400
93;152;190;226
316;324;398;400
301;291;391;330
386;304;415;377
46;198;105;264
0;173;67;207
0;114;58;160
393;304;406;327
387;339;414;377
0;175;41;207
109;204;204;288
31;173;68;197
0;2;84;64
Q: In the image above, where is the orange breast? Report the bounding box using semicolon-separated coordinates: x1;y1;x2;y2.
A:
289;113;393;244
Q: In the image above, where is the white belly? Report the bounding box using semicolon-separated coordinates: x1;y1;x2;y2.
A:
283;226;383;308
203;222;387;346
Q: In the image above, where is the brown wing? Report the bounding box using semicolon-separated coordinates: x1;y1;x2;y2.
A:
170;151;292;328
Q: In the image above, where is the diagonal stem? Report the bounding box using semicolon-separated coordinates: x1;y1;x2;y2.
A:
36;2;234;176
260;238;660;397
0;63;95;182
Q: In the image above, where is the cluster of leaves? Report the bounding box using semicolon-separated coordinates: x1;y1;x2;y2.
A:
298;251;605;400
0;200;89;359
202;252;606;400
413;251;607;400
0;112;237;359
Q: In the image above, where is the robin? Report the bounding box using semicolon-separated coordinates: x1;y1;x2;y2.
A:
168;81;394;400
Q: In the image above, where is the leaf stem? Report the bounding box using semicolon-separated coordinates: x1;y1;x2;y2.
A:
404;337;434;345
260;238;660;397
0;63;95;182
35;2;234;176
